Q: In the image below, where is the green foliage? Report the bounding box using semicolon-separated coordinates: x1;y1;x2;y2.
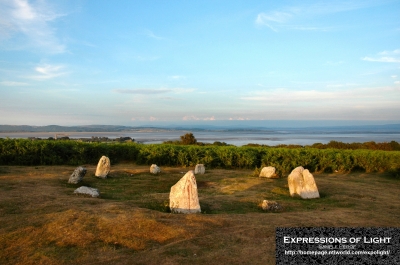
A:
244;140;400;151
0;139;399;174
180;133;197;145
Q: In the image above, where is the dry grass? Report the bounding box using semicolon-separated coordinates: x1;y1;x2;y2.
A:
0;164;399;264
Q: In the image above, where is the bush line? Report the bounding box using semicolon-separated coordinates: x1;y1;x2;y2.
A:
0;139;399;174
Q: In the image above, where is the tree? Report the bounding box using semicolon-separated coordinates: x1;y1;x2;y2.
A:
180;133;197;145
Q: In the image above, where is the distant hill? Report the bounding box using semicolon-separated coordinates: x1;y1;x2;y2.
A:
0;123;400;133
0;125;138;133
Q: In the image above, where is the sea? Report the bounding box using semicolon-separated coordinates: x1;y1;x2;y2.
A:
1;129;400;146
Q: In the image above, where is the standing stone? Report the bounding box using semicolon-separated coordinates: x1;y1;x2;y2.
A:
261;200;282;211
288;166;320;199
194;164;205;174
150;164;161;174
74;186;100;198
169;170;201;214
259;166;277;178
95;156;110;178
68;166;86;184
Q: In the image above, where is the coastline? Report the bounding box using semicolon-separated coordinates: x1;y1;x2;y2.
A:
1;130;400;146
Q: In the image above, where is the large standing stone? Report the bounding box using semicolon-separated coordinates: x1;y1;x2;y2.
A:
194;164;205;174
150;164;161;174
74;186;100;198
95;156;110;178
259;166;277;178
68;166;86;184
169;170;201;214
288;166;320;199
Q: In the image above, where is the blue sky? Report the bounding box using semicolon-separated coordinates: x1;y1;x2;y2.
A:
0;0;399;126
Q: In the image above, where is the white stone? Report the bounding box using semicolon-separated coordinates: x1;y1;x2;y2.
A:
95;156;110;178
68;166;86;184
288;166;320;199
169;170;201;214
259;166;277;178
74;186;100;198
150;164;161;174
194;164;205;174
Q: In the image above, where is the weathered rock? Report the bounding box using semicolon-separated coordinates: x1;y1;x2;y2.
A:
194;164;205;174
150;164;161;174
261;200;282;211
288;166;320;199
74;186;100;198
68;166;86;184
259;166;277;178
169;170;201;214
95;156;110;178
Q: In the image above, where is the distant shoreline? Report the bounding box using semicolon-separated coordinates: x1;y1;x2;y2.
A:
2;130;400;146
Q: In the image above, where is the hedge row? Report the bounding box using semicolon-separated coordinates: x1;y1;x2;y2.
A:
1;139;399;175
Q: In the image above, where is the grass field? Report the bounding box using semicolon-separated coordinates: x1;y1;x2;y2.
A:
0;164;399;264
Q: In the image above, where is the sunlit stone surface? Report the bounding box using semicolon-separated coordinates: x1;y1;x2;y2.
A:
288;166;320;199
95;156;110;178
169;170;201;214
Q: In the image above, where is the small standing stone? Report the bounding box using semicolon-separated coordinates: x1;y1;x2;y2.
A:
169;170;201;214
261;200;282;211
194;164;205;174
74;186;100;198
150;164;161;174
95;156;110;178
259;166;277;178
68;166;86;184
288;166;320;199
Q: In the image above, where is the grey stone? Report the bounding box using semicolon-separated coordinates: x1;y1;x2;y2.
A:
68;166;86;184
150;164;161;174
74;186;100;198
194;164;205;174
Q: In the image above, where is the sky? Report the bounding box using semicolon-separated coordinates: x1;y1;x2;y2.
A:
0;0;399;126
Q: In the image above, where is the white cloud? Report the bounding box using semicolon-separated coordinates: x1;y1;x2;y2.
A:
171;87;196;93
255;1;385;32
160;96;182;101
0;81;29;86
114;88;172;94
241;86;399;104
143;29;164;40
229;117;249;121
255;12;291;31
326;83;358;88
378;49;400;55
362;49;400;63
182;115;216;121
362;57;400;63
204;116;216;121
0;0;66;53
29;64;67;80
182;115;200;121
114;87;195;95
